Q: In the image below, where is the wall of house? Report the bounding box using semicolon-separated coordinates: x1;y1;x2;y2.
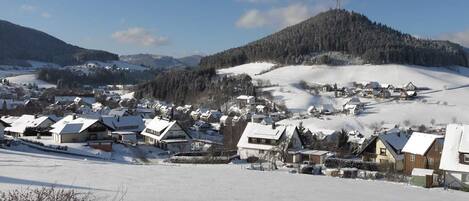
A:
375;139;404;171
54;130;110;143
239;147;278;160
160;123;190;141
404;141;443;175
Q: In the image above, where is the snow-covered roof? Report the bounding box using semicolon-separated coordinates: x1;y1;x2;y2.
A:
236;95;254;100
140;117;190;141
377;129;409;159
237;122;298;151
50;117;101;134
402;132;443;155
101;115;145;132
5;115;53;133
440;124;469;173
411;168;434;176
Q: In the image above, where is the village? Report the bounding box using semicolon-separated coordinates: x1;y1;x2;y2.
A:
0;75;468;193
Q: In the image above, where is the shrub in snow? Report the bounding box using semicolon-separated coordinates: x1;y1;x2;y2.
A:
325;158;379;171
0;187;94;201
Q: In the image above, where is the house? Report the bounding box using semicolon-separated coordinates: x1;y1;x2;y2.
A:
358;128;409;171
101;115;145;133
400;90;417;100
4;115;55;137
286;149;330;164
0;119;10;139
236;95;255;107
50;117;113;143
403;82;418;91
402;132;444;175
342;97;364;115
140;117;192;153
237;122;303;161
410;168;435;188
108;108;130;117
54;95;96;105
439;124;469;189
200;110;223;123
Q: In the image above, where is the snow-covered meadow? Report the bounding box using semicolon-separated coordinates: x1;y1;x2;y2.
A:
219;63;469;136
1;147;468;201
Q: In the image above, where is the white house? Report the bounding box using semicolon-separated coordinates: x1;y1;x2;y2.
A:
4;115;55;137
440;124;469;189
140;117;192;153
50;117;112;143
237;122;303;161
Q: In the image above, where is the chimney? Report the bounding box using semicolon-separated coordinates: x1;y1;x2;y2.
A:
272;122;276;129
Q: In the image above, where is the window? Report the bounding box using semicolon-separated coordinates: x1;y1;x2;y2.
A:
259;150;264;154
261;139;267;144
465;154;469;163
410;155;415;162
380;148;387;156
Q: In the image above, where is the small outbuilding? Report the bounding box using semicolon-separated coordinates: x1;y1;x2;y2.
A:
410;168;434;188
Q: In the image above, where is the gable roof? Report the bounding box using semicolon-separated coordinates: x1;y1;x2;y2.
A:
378;130;409;159
50;117;108;134
141;117;191;141
5;115;53;133
237;122;299;151
101;115;145;132
402;132;444;155
440;124;469;173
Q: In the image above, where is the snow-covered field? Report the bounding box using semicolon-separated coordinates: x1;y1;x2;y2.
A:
0;148;468;201
219;63;469;135
5;73;56;89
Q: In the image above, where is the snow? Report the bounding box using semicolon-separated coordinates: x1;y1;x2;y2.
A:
5;73;56;89
0;148;469;201
440;124;469;172
220;63;469;136
402;132;444;155
411;168;434;176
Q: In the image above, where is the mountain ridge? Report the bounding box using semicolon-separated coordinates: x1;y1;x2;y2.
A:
200;9;468;69
0;19;117;66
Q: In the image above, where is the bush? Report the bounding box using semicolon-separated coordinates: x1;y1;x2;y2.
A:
0;187;94;201
325;158;379;171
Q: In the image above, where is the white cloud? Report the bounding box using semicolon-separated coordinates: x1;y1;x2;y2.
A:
112;27;169;47
236;0;336;29
41;12;51;19
19;4;36;12
437;29;469;47
19;4;52;19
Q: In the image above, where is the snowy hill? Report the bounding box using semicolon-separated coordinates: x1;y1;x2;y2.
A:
120;54;196;69
219;63;469;135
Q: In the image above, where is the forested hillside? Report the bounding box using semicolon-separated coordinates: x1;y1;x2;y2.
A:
0;19;117;66
200;9;468;68
134;68;255;107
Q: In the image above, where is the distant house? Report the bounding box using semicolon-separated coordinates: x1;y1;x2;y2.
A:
403;82;418;91
140;117;192;153
50;117;112;143
342;97;364;115
400;90;417;100
0;119;10;139
402;132;444;175
200;110;223;123
4;115;55;137
108;108;130;117
358;128;409;171
101;115;145;133
237;122;302;161
439;124;469;189
236;95;255;108
54;95;96;105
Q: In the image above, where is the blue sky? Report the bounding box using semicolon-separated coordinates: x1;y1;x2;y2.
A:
0;0;468;57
